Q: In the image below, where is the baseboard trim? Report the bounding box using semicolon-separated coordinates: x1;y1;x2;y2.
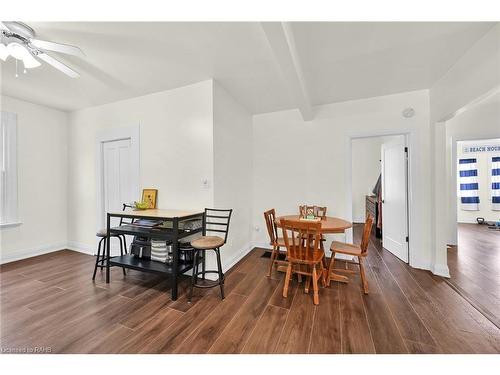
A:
0;242;67;265
67;241;94;255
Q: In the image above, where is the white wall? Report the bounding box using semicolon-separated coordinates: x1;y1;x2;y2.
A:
0;96;68;263
213;82;253;269
431;24;500;271
67;80;214;253
253;90;433;271
351;136;400;223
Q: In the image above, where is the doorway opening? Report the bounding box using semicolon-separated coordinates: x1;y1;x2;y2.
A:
350;134;410;263
447;137;500;326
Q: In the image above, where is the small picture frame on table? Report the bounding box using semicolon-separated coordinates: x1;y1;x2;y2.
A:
142;189;158;209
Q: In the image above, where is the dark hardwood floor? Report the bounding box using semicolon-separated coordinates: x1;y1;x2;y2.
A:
1;225;499;354
447;223;500;328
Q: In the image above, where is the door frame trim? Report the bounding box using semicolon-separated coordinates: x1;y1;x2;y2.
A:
96;125;140;232
345;131;413;265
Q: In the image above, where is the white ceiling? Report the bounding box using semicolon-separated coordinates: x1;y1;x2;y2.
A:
0;22;496;113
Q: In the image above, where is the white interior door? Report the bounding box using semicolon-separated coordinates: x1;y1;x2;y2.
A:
381;136;409;262
102;138;133;230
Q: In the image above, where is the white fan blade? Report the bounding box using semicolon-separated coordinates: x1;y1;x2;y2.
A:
31;39;85;58
0;22;10;31
37;53;80;78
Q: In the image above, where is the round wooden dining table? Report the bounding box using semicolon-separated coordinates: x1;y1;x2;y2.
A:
275;215;353;283
275;215;352;234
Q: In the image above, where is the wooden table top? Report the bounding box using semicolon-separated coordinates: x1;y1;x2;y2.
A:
275;215;352;233
108;208;203;219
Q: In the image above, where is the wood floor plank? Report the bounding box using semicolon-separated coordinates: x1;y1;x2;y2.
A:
268;277;298;310
118;308;184;353
209;277;280;353
339;275;375;354
309;282;342;354
174;293;247;353
241;305;288;354
405;339;443;354
367;251;436;347
361;264;408;353
274;288;317;354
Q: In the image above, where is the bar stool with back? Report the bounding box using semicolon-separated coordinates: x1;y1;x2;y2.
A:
188;208;233;302
92;203;132;280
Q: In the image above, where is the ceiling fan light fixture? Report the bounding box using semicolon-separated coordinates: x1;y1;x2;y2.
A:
5;42;40;69
6;42;30;60
22;53;41;69
0;43;8;61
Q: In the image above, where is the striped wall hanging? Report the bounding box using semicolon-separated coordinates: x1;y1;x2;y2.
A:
459;158;479;211
492;156;500;211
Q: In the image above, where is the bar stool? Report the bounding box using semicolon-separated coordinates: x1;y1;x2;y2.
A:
92;204;132;280
188;208;232;302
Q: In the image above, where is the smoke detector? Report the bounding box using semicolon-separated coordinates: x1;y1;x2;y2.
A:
402;108;415;118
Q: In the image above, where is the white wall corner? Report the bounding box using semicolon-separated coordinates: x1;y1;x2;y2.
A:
66;240;95;256
431;262;451;278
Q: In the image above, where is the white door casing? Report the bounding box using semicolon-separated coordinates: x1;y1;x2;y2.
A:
381;136;409;262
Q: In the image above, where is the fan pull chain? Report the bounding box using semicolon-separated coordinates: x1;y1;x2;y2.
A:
15;59;18;78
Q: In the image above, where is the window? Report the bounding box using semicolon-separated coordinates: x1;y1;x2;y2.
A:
0;111;19;226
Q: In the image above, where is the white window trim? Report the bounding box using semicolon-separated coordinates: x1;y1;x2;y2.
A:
0;111;19;227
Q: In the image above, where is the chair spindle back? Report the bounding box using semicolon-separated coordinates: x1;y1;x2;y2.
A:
280;219;321;261
203;208;233;244
264;209;279;245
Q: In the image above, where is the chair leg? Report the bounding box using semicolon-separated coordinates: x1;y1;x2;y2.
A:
304;277;310;293
319;258;327;287
100;238;107;270
297;265;302;283
283;262;292;298
92;237;104;281
327;251;336;287
201;249;206;280
119;236;126;276
215;248;225;300
267;245;278;277
188;250;198;303
312;265;319;305
359;256;369;294
194;251;200;285
121;235;128;254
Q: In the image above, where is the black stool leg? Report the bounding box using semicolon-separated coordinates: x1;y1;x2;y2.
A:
122;235;128;254
188;249;198;303
119;236;126;276
194;251;199;285
201;250;206;280
215;248;225;300
92;237;104;281
100;237;107;270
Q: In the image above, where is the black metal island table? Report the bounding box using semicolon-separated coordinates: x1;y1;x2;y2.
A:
105;208;204;300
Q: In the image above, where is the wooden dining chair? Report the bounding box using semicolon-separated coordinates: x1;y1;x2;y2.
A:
281;219;326;305
264;209;289;277
327;216;373;294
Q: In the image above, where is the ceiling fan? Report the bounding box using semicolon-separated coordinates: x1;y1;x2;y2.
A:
0;21;85;78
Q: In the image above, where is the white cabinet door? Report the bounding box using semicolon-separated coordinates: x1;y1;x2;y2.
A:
381;136;409;262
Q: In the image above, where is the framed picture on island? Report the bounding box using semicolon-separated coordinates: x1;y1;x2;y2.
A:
142;189;158;209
